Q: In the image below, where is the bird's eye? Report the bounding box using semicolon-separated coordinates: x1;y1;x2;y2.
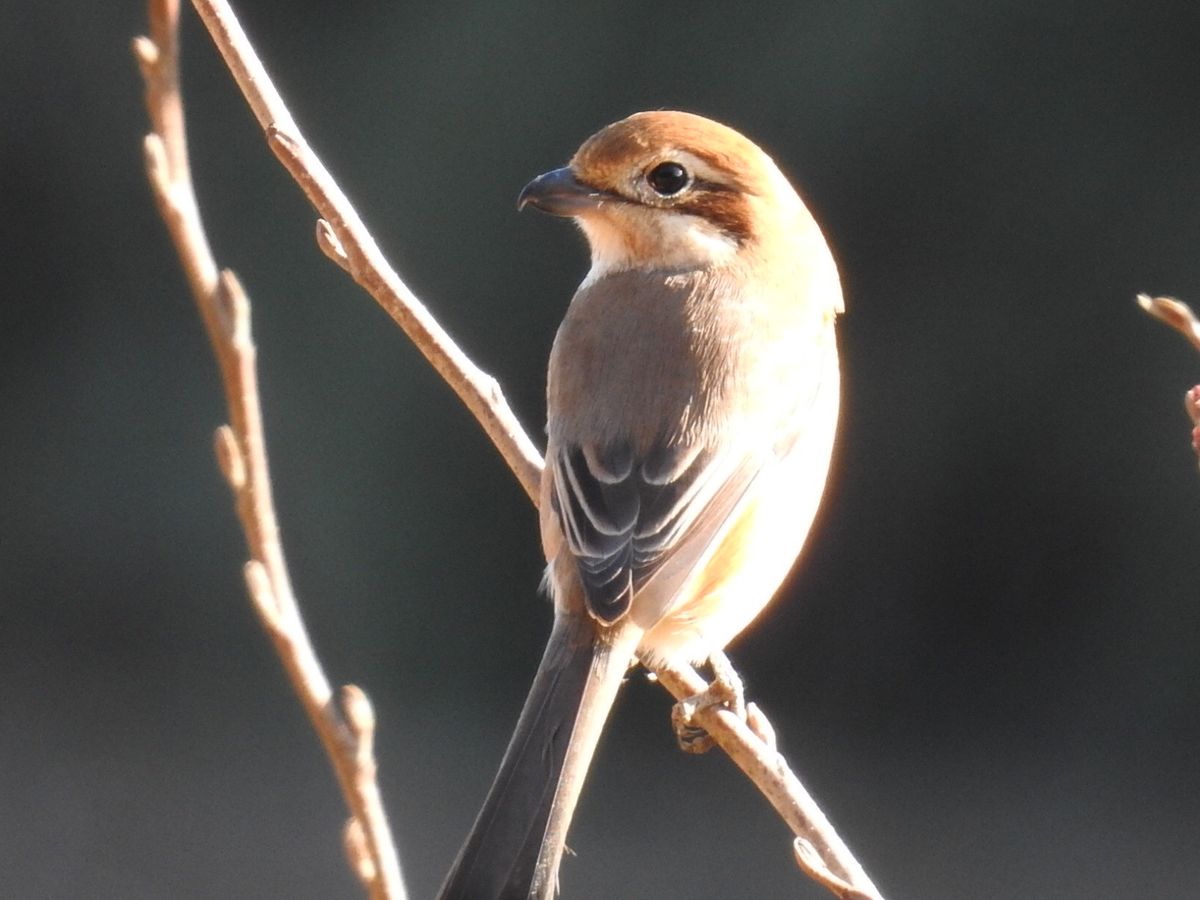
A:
646;161;690;196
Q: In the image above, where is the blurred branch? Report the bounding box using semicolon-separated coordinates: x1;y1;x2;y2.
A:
145;0;884;897
1138;294;1200;468
1138;294;1200;353
133;3;406;898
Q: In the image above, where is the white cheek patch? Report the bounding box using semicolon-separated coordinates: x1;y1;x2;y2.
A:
577;209;739;287
652;212;740;264
575;216;631;287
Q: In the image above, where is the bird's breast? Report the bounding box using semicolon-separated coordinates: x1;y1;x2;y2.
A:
546;266;828;453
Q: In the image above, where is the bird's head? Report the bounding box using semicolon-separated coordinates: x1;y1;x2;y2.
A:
518;110;831;283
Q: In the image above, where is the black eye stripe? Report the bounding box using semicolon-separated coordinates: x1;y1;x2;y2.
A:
691;177;734;193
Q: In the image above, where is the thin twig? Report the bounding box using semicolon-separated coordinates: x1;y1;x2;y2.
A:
166;1;884;896
190;0;543;504
134;4;406;898
655;665;883;900
1138;294;1200;469
1138;294;1200;354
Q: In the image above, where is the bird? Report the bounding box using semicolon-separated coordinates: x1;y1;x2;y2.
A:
438;110;843;899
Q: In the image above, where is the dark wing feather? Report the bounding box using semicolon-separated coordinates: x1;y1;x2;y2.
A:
551;439;747;622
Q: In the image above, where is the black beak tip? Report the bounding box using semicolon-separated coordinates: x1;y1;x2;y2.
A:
517;166;600;216
516;184;535;212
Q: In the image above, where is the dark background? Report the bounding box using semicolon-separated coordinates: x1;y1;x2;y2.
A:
4;2;1200;897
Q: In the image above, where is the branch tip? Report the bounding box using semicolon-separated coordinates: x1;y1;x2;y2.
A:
316;219;349;266
215;269;250;342
793;837;825;875
132;35;159;70
266;122;291;145
243;559;282;629
1186;386;1200;425
746;701;776;750
344;818;377;886
1138;293;1200;352
341;684;376;742
266;124;301;163
214;424;246;488
793;838;870;900
143;133;168;189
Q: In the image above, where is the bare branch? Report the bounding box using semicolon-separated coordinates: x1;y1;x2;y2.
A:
653;664;884;900
1138;294;1200;470
794;838;876;900
134;4;406;897
191;0;544;504
156;0;885;896
1138;294;1200;354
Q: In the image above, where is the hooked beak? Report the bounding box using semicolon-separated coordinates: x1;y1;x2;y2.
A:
517;167;614;216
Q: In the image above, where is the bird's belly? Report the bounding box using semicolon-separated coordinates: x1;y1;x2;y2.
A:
637;355;840;665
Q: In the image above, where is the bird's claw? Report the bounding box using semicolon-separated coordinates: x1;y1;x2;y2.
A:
671;651;747;754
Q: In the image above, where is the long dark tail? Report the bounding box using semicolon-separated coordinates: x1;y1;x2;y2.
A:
438;613;640;900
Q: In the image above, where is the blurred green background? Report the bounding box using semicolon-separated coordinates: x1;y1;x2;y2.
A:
4;1;1200;897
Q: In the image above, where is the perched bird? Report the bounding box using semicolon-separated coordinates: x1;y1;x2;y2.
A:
438;111;843;899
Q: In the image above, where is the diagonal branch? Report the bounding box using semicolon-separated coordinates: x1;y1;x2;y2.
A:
657;666;880;899
190;0;543;504
134;3;406;898
159;0;886;897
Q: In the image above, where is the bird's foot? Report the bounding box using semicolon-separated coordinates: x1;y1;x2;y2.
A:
671;651;746;755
